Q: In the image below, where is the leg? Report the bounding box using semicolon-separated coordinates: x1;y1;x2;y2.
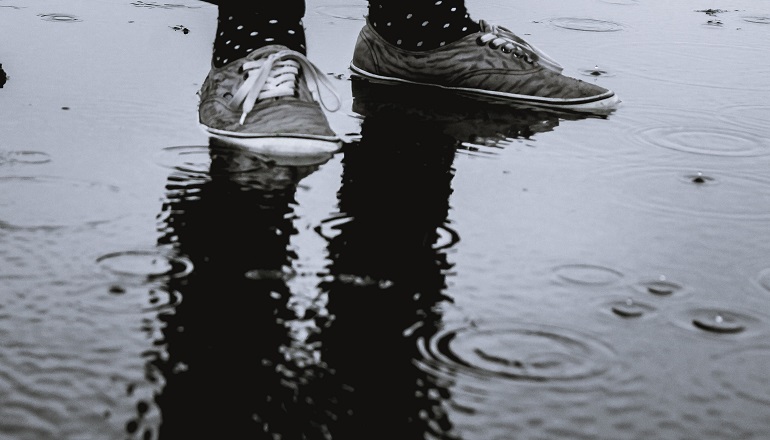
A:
367;0;478;51
204;0;308;67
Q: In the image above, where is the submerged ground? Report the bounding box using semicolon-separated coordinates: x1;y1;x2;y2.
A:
1;0;770;439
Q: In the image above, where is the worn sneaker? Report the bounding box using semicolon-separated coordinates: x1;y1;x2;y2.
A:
199;45;342;158
350;20;619;113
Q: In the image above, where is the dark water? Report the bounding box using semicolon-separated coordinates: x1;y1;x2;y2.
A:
1;0;770;439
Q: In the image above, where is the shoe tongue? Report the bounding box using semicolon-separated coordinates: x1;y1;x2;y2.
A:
478;19;494;33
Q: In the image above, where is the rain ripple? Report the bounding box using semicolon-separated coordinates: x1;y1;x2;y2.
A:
599;42;770;92
671;306;766;337
547;17;625;32
599;166;770;221
0;151;51;165
0;176;125;230
96;250;193;280
416;323;617;383
633;125;767;157
552;264;624;286
711;346;770;406
717;104;770;136
743;15;770;24
634;276;689;298
73;283;182;315
314;5;367;21
37;13;81;22
604;298;657;319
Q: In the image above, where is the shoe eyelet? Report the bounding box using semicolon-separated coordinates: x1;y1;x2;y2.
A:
476;36;486;46
223;92;233;99
489;41;501;49
501;46;512;54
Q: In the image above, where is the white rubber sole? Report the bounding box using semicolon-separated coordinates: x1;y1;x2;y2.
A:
201;125;342;166
349;64;621;114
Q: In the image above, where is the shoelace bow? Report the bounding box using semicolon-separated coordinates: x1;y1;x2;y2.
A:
228;49;341;125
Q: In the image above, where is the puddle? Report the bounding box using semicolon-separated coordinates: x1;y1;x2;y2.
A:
3;0;770;438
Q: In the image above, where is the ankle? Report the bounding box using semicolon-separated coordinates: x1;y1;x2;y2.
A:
212;10;306;67
367;1;479;51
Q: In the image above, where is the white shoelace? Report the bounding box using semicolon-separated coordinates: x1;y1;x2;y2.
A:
228;49;341;125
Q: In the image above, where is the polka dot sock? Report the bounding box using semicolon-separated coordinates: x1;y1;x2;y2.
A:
212;10;306;68
367;0;479;51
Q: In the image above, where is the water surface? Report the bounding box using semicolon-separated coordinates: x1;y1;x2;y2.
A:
1;0;770;438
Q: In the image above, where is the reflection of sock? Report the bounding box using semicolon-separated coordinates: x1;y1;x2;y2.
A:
367;0;479;51
212;11;306;67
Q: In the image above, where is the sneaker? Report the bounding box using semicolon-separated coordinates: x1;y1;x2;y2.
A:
350;20;619;113
199;45;343;158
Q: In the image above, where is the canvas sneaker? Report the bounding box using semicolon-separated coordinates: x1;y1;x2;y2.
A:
199;45;342;158
350;20;619;113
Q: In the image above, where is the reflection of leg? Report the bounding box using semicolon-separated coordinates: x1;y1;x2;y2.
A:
154;144;325;438
318;110;458;439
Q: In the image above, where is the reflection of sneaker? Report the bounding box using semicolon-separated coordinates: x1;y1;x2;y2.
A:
199;45;342;157
350;20;619;113
351;78;597;149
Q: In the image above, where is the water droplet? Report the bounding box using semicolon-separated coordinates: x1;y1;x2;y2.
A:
688;172;717;185
643;278;683;296
607;298;656;319
692;314;745;334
